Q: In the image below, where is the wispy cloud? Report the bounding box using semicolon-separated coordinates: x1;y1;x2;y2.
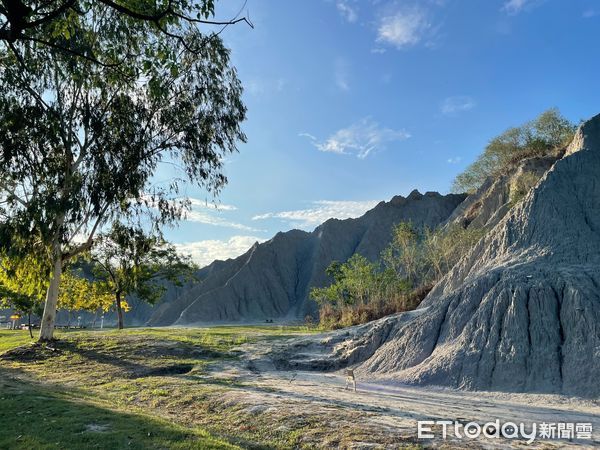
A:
252;200;380;229
447;156;462;164
151;196;259;232
376;5;432;49
188;198;237;211
583;9;599;19
440;96;476;116
300;117;410;159
183;210;261;232
336;0;358;23
174;236;266;268
502;0;544;14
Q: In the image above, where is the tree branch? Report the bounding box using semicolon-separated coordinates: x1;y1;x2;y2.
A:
25;0;77;29
62;204;109;260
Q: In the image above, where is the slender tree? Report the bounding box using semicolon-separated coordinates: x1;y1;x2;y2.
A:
92;224;196;329
0;9;246;341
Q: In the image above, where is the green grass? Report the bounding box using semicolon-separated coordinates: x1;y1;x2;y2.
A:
0;374;237;450
0;329;36;352
0;326;321;449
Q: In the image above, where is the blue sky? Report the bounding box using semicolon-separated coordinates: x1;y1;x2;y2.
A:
166;0;600;266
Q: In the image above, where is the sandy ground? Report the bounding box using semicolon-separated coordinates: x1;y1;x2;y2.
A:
206;340;600;449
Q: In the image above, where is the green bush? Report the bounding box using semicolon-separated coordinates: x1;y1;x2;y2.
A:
312;221;484;329
452;108;575;194
509;171;541;205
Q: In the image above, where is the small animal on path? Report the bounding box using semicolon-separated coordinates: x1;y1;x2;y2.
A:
345;368;356;392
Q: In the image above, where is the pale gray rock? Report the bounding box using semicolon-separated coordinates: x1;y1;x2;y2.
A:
443;155;557;231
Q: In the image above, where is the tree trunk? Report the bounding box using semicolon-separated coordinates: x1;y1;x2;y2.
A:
39;254;62;341
28;312;33;339
115;290;124;330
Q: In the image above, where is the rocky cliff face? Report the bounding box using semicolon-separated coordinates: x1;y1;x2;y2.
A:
148;191;467;326
274;114;600;398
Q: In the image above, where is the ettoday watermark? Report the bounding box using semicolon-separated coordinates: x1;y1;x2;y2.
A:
417;420;593;444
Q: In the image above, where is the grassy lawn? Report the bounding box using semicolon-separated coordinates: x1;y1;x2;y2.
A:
0;326;319;449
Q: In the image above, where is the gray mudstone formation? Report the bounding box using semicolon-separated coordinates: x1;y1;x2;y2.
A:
147;191;467;326
272;114;600;398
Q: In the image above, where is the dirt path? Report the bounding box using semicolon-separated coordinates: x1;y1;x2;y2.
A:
208;339;600;449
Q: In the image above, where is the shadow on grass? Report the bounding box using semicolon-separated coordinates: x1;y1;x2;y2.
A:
0;367;237;450
1;337;227;378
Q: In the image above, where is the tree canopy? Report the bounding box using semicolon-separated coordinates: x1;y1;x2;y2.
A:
452;108;575;194
0;1;252;67
0;0;247;340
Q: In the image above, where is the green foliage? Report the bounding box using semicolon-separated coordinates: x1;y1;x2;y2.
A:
452;108;575;193
0;1;226;69
0;253;48;317
313;221;485;329
59;269;116;314
381;222;423;284
0;4;246;339
0;252;116;316
311;250;414;329
92;223;197;328
422;224;485;281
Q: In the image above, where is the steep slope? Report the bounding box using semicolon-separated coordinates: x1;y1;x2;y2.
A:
277;114;600;398
148;191;467;325
444;155;558;231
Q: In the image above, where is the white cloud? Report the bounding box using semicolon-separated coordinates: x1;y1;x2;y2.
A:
503;0;526;13
183;209;260;232
447;156;462;164
336;0;358;23
175;236;266;268
502;0;543;14
252;200;380;229
143;195;258;231
376;6;431;49
440;96;476;115
188;197;237;211
301;117;410;159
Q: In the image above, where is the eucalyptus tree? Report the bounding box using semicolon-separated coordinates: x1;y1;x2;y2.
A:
0;1;252;65
92;223;196;330
0;11;246;341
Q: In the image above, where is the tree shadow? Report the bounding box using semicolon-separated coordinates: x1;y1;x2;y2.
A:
1;337;227;379
0;366;234;449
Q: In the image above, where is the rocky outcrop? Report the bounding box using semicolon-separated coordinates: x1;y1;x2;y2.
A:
273;114;600;398
148;191;467;326
444;155;558;231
